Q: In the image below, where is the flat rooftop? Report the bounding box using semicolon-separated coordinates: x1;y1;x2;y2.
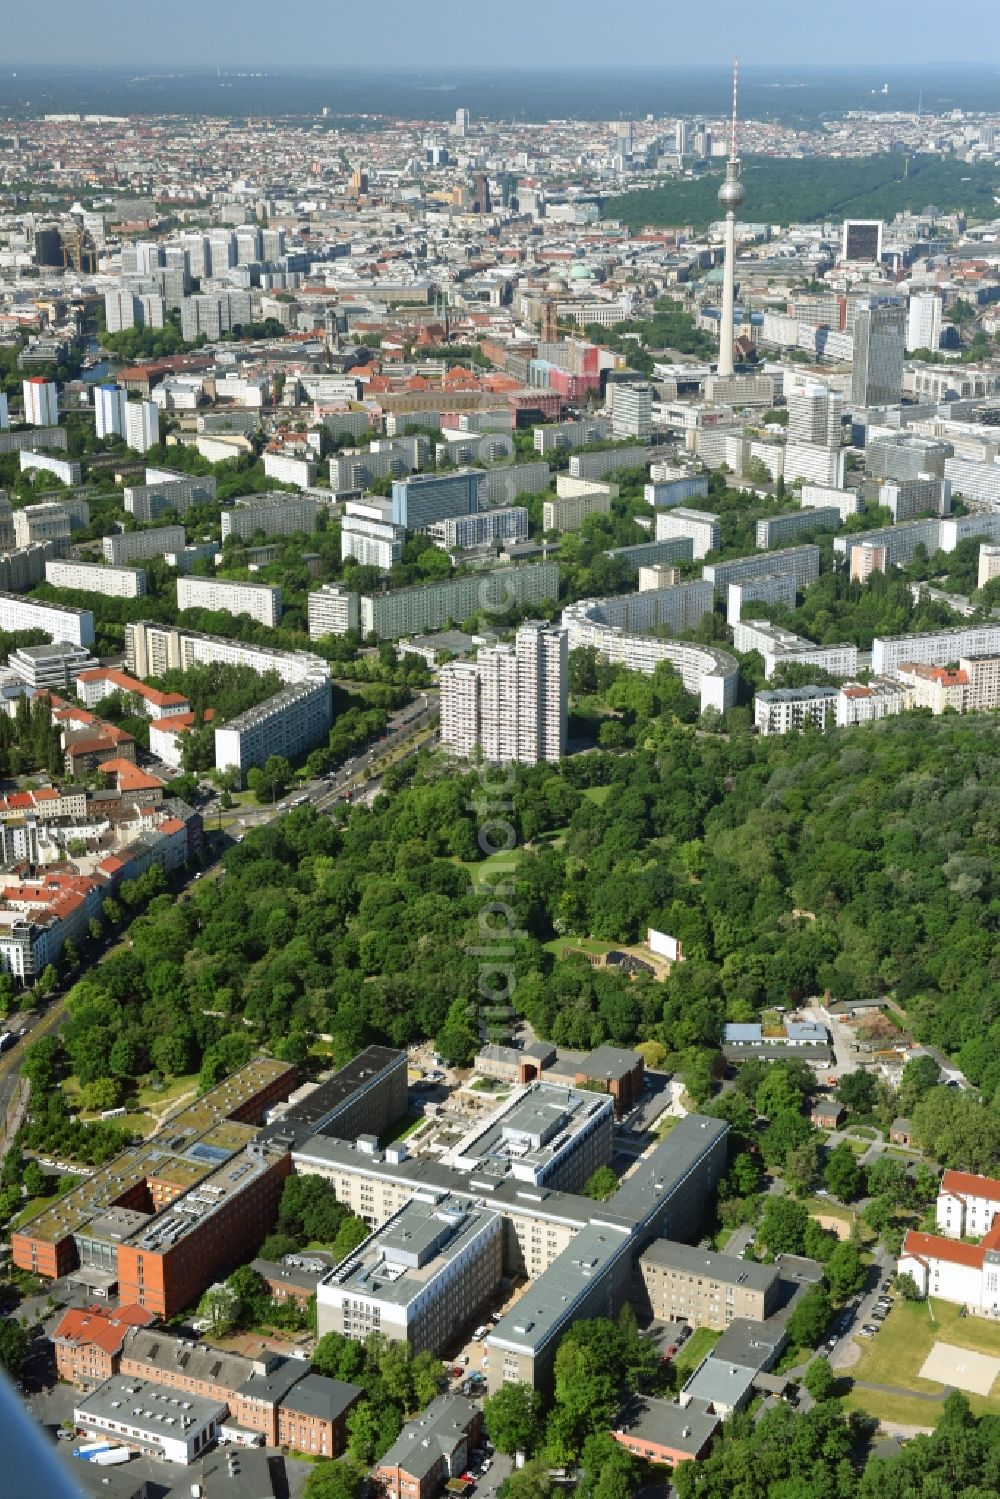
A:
639;1239;779;1294
289;1133;604;1231
75;1375;227;1436
447;1081;612;1185
579;1044;641;1083
323;1194;498;1309
126;1146;277;1254
15;1058;292;1247
283;1045;404;1133
488;1222;632;1355
614;1393;719;1455
605;1114;728;1229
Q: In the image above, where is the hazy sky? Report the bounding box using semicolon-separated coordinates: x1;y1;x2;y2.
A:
4;0;998;68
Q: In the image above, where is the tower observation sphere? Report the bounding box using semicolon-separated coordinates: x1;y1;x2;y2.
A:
718;175;745;209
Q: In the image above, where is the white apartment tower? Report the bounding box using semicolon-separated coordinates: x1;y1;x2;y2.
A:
440;623;568;765
94;384;128;440
786;383;843;446
23;378;59;427
125;400;160;454
906;292;943;354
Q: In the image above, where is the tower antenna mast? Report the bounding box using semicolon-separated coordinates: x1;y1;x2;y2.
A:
730;56;739;162
716;57;745;379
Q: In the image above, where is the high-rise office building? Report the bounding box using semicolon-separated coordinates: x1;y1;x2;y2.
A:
610;382;654;439
841;220;883;263
440;622;567;764
716;62;745;379
851;300;906;408
906;292;943;354
454;107;470;138
23;378;59;427
390;471;481;531
675;119;690;156
94;383;128;440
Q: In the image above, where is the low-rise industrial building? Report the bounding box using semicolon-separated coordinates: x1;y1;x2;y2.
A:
74;1377;228;1465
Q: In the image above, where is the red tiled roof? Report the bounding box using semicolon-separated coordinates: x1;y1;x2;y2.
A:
52;1303;154;1356
901;1230;985;1270
941;1170;1000;1204
99;759;164;792
76;668;188;709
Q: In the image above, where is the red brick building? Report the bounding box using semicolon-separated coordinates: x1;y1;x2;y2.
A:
52;1303;155;1389
13;1059;297;1315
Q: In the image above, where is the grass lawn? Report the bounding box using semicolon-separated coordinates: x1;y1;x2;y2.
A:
806;1196;857;1223
458;847;527;887
844;1298;1000;1424
135;1073;198;1110
672;1327;721;1384
542;936;614;957
582;785;612;806
380;1113;426;1146
14;1190;60;1229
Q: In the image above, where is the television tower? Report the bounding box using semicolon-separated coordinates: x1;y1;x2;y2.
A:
717;58;745;378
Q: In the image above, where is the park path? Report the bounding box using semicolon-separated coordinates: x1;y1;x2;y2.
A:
853;1379;952;1402
145;1088;198;1138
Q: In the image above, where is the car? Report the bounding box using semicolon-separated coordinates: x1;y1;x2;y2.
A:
826;1336;838;1350
481;1460;492;1472
56;1430;75;1441
451;1366;463;1379
816;1189;830;1197
665;1344;678;1357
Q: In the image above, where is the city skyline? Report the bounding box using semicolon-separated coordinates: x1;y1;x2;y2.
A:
1;1;997;68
